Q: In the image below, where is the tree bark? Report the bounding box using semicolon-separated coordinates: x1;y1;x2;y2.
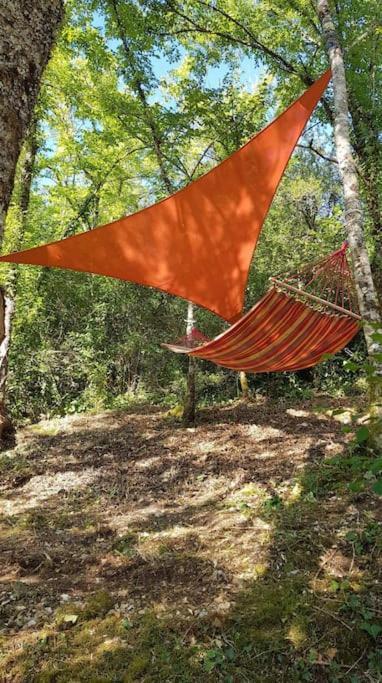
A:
317;0;382;438
348;102;382;302
0;0;64;243
0;119;39;400
0;2;62;438
316;1;381;350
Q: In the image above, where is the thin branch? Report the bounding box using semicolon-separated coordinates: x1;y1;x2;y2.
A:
297;141;338;164
189;141;215;179
162;1;334;122
62;146;146;236
195;0;305;75
166;0;301;77
288;0;321;36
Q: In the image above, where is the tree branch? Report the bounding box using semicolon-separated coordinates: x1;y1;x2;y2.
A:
297;140;338;164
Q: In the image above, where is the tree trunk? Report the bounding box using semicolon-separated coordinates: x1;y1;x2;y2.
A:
0;3;62;438
0;0;64;242
0;119;39;404
0;119;39;440
183;302;196;425
348;104;382;302
317;0;382;441
316;1;381;350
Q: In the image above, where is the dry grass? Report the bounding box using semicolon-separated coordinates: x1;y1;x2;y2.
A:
0;398;381;681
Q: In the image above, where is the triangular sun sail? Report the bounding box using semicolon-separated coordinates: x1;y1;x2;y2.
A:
0;71;331;322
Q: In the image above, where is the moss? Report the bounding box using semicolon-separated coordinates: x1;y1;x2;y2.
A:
20;510;50;531
287;618;309;648
82;590;115;619
123;654;149;681
113;532;138;557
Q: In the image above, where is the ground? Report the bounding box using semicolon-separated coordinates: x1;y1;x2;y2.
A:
0;398;381;682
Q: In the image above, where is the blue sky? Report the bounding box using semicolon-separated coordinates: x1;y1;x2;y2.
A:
91;8;263;94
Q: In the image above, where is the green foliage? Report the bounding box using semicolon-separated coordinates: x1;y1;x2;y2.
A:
2;0;380;421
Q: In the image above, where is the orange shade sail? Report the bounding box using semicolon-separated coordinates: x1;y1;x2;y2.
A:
0;71;331;321
164;288;360;373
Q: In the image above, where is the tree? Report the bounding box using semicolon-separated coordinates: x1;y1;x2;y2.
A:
0;0;64;241
0;0;64;434
316;0;382;432
0;118;40;412
147;0;381;291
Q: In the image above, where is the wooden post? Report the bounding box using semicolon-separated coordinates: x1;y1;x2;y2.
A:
239;371;249;399
182;301;196;425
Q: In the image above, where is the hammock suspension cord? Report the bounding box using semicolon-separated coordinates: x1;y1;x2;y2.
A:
270;241;361;321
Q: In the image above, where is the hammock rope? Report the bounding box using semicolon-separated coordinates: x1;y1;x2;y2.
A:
270;242;361;321
163;244;361;374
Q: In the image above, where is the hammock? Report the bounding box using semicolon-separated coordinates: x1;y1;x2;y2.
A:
163;244;361;373
0;71;331;322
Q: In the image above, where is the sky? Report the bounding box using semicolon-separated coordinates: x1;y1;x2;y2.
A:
91;9;263;95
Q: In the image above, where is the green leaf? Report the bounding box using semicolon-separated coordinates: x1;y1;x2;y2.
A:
330;580;340;592
63;614;78;624
344;361;359;372
321;353;334;361
345;531;358;542
355;426;369;444
348;480;364;493
361;622;382;639
372;479;382;495
122;618;133;630
341;425;354;433
370;459;382;474
225;647;236;662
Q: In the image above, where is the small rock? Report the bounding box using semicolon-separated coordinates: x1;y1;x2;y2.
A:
60;594;70;602
26;619;37;628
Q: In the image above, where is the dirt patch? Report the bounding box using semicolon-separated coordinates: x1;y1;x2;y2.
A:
0;398;380;681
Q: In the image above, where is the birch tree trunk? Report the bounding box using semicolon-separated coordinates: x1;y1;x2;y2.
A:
0;0;64;242
316;1;382;365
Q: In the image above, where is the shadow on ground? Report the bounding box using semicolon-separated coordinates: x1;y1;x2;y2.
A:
0;399;381;681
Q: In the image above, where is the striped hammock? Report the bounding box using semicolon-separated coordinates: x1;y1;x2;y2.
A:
163;244;361;373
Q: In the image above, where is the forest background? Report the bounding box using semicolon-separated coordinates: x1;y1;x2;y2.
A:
2;0;381;423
